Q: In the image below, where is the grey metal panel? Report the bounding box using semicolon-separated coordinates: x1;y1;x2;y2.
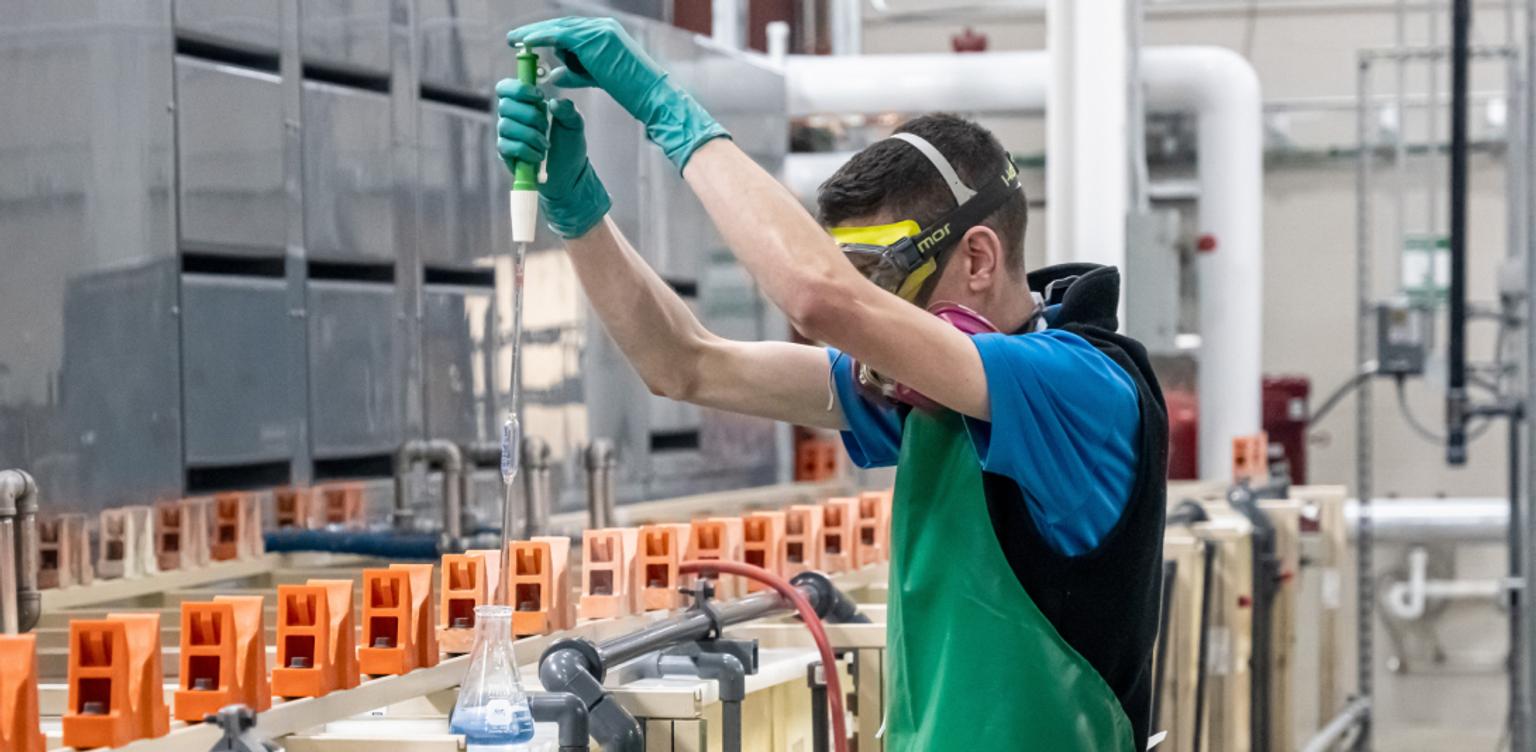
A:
174;0;281;52
419;0;493;93
181;275;303;467
175;58;286;256
0;1;182;512
419;102;496;268
423;285;498;445
300;0;391;74
307;281;402;458
303;81;395;262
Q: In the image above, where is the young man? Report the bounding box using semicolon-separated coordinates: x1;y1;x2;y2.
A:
500;17;1168;750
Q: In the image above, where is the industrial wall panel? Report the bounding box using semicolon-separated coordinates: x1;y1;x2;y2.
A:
181;274;304;467
174;0;281;52
302;81;395;262
0;2;183;512
175;58;286;256
300;0;391;75
308;281;403;458
419;0;494;93
424;285;498;446
419;103;496;268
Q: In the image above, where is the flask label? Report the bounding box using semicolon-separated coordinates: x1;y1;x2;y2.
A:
484;698;514;730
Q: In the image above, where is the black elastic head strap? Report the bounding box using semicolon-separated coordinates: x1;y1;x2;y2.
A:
885;162;1024;276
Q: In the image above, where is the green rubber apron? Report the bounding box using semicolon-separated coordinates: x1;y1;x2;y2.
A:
884;410;1135;751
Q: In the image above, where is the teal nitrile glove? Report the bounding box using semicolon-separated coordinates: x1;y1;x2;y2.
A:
496;79;612;239
507;17;730;173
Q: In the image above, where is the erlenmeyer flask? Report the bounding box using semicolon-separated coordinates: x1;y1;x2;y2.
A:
450;605;535;748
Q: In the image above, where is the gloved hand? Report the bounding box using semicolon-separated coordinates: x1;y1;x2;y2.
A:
496;79;612;239
508;17;730;173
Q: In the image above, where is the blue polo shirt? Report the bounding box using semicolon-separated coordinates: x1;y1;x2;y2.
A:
827;328;1141;556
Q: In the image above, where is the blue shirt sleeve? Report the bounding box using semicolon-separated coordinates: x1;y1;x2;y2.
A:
826;348;902;468
963;330;1141;557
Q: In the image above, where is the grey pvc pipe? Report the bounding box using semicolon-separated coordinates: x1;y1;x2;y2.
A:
596;590;787;668
394;439;467;549
523;437;553;538
0;518;16;634
0;469;38;633
585;439;616;530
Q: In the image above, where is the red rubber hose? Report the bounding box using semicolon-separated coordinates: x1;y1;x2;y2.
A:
679;560;850;752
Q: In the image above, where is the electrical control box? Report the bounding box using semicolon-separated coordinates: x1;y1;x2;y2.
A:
1375;302;1430;376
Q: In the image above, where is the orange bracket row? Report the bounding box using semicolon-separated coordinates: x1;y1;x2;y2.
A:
439;549;502;654
63;614;169;749
0;634;43;752
273;580;358;698
276;483;367;531
175;596;271;721
361;564;439;676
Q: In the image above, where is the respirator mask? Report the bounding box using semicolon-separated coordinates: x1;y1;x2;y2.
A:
829;133;1029;411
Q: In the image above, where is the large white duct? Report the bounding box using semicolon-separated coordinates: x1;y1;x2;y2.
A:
784;48;1263;480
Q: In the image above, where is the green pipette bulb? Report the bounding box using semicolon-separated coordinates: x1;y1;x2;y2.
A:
513;47;539;194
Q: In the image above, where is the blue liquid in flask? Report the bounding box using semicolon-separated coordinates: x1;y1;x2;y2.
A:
450;605;535;748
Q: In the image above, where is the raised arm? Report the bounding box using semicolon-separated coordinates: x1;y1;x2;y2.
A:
495;77;843;430
509;18;993;420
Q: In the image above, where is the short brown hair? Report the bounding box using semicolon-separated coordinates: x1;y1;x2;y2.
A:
817;113;1027;277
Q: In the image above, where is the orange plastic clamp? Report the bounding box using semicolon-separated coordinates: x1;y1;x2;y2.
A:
37;516;70;589
154;500;184;572
782;505;824;577
177;497;213;569
310;579;359;689
1232;433;1270;483
317;483;366;529
637;523;693;611
360;568;415;675
0;634;44;752
394;564;439;669
98;507;150;580
214;595;271;711
439;550;501;655
63;614;169;748
854;491;893;566
174;602;240;721
63;619;134;749
274;487;316;529
507;537;573;635
742;512;787;592
795;438;840;481
687;518;745;598
360;565;438;675
579;528;639;620
820;498;859;572
211;492;262;561
272;583;354;698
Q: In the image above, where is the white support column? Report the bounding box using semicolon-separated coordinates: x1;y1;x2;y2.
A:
1047;0;1128;273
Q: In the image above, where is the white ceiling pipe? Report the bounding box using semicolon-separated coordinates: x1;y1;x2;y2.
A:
784;48;1262;480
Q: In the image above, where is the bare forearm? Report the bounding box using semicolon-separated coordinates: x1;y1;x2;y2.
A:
683;140;863;324
564;217;711;399
562;216;846;430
